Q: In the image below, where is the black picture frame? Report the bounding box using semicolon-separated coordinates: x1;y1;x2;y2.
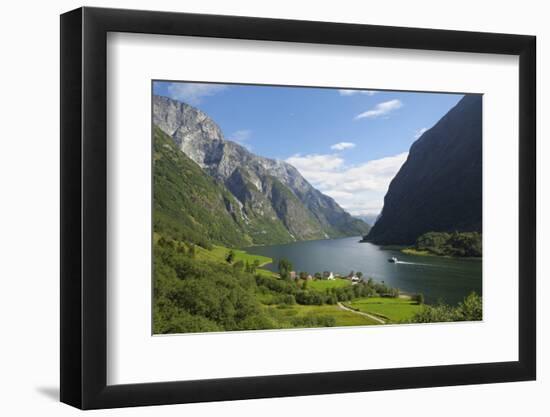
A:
60;6;536;410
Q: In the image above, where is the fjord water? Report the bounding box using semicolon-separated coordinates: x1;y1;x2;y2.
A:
244;236;482;306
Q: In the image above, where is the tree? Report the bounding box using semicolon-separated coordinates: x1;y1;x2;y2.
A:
233;260;245;271
411;292;482;323
415;231;481;257
187;243;196;258
457;292;482;320
278;258;293;280
414;293;425;305
356;271;363;279
326;294;338;305
299;271;308;280
410;304;456;323
225;250;235;264
390;287;400;298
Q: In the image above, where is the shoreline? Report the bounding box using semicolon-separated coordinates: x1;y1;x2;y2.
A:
401;247;482;260
241;234;363;251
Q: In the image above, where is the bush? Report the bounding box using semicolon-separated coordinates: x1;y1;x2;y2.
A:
275;294;296;305
225;250;235;263
233;260;245;271
413;293;425;305
457;292;483;321
196;239;213;251
411;292;482;323
256;275;296;294
291;314;336;328
295;290;324;305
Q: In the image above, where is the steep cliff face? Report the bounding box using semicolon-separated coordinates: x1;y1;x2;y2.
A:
365;95;482;245
153;95;225;169
153;95;369;244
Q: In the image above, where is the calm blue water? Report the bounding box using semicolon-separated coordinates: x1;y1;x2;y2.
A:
244;236;482;305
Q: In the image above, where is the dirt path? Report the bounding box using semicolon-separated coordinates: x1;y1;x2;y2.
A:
337;302;386;324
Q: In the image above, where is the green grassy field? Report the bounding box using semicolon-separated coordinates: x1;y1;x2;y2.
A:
265;303;380;327
195;244;276;277
307;278;351;291
347;297;422;323
195;245;270;265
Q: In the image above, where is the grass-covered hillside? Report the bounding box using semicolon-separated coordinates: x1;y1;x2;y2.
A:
154;125;252;248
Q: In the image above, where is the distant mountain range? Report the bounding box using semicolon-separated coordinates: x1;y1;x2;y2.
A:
355;214;379;227
365;95;482;245
153;95;369;247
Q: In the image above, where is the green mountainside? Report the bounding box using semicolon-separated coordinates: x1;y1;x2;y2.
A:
155;125;322;247
153;126;252;247
153;95;369;246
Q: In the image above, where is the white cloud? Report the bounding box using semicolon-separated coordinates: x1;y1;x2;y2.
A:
228;129;252;150
285;154;344;180
285;152;408;216
338;89;377;96
330;142;356;151
413;127;429;140
354;99;403;120
167;82;228;105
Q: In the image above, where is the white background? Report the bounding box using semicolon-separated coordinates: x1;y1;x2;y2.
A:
108;33;518;384
0;0;545;416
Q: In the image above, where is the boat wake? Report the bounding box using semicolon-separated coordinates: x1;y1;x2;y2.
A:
395;260;432;266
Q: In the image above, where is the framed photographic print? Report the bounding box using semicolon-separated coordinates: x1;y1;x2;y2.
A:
60;6;536;410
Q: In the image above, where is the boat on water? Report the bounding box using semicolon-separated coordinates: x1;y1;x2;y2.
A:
388;256;398;263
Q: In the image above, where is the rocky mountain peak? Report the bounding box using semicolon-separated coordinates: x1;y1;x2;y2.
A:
153;94;370;242
153;95;225;170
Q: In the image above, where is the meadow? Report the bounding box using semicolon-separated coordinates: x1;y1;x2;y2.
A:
194;244;276;277
265;303;380;327
307;278;351;291
346;297;423;323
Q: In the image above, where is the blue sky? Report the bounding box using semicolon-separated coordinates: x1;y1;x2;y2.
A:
153;81;464;217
